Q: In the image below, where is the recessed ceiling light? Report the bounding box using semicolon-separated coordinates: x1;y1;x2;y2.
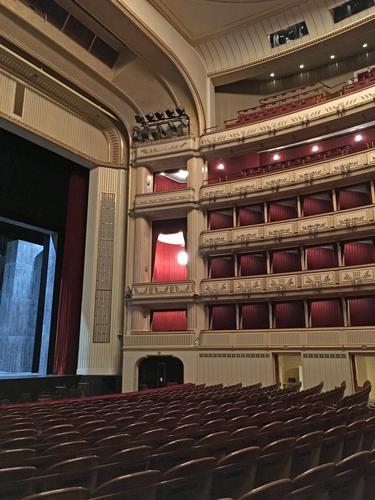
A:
363;43;368;48
273;153;281;161
330;54;335;59
299;64;304;69
354;134;363;142
312;145;319;152
270;72;275;77
217;163;225;170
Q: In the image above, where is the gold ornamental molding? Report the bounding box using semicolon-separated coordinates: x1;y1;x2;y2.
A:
130;280;196;303
200;150;375;207
200;264;375;301
123;332;196;350
200;205;375;253
132;136;200;167
134;187;195;214
199;85;375;155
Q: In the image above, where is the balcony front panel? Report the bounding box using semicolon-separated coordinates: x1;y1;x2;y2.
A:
199;328;375;349
134;188;195;214
200;85;375;156
123;332;196;349
200;264;375;300
132;136;198;167
200;150;375;207
200;206;375;253
131;280;196;303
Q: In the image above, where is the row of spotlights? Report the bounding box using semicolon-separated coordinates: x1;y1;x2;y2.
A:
270;43;369;77
135;106;186;124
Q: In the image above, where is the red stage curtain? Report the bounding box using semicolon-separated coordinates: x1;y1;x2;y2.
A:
210;257;235;278
272;251;301;273
240;254;267;276
209;211;233;230
154;175;186;192
344;241;375;266
269;202;297;222
306;246;338;270
303;196;333;216
53;169;89;375
339;188;371;210
151;310;187;331
349;297;375;326
152;219;187;278
310;300;343;327
211;305;236;330
238;207;263;226
242;303;269;329
274;302;305;328
152;240;187;282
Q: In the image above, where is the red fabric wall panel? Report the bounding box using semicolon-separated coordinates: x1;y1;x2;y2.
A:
238;207;264;226
210;257;235;278
303;196;333;216
274;302;305;328
272;251;301;273
349;297;375;326
152;241;187;282
344;242;375;266
154;175;186;192
242;303;269;329
54;169;89;375
209;211;233;229
306;247;338;270
339;189;371;210
310;300;343;327
240;254;267;276
269;202;297;222
151;310;187;331
211;305;236;330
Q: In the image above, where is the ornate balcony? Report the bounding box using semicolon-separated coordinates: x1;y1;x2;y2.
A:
134;188;195;214
200;205;375;254
123;332;196;349
200;264;375;300
200;150;375;207
131;280;196;304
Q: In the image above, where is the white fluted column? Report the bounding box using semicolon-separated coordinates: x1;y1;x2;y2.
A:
136;166;152;195
133;216;151;283
131;306;149;331
77;165;126;375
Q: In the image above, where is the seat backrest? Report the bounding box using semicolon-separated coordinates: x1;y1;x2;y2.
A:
0;448;36;467
45;455;99;474
157;438;195;453
93;470;161;497
163;456;216;479
21;487;89;500
292;462;335;489
217;446;260;466
336;450;370;473
106;445;152;466
237;478;291;499
0;465;37;482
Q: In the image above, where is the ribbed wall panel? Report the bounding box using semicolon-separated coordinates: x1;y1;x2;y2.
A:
77;167;126;375
302;351;352;393
22;88;109;162
0;70;16;114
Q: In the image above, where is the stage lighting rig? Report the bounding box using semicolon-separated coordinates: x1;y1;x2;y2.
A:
133;106;190;143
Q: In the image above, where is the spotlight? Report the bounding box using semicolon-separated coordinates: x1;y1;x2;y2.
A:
167;120;177;132
135;114;146;124
299;64;304;69
330;54;335;59
354;134;363;142
270;72;275;77
140;126;151;142
273;153;281;161
176;105;186;116
131;127;141;142
217;163;225;170
363;43;368;48
165;108;175;118
155;111;165;120
150;126;161;140
159;124;169;136
312;145;319;152
145;112;156;122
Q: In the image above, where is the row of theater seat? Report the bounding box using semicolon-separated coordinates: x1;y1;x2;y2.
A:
0;381;373;499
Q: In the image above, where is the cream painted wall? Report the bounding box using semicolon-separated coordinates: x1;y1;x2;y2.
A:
355;355;375;399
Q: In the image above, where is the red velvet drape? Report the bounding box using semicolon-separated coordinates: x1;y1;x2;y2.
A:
211;305;236;330
344;241;375;266
152;240;187;282
269;202;297;222
348;297;375;326
209;211;233;229
151;310;187;331
306;246;338;270
242;303;269;329
303;196;333;216
152;219;187;279
53;169;88;375
210;257;235;278
238;206;264;226
274;302;305;328
154;175;186;192
339;188;371;210
272;251;301;273
240;254;267;276
310;300;343;327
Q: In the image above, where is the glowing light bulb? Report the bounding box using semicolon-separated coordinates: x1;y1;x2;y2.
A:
273;153;281;161
177;251;188;265
312;145;319;152
217;163;225;170
354;134;363;142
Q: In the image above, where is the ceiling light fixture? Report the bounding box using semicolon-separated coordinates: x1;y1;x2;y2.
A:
270;72;275;77
363;43;368;48
354;134;363;142
299;64;304;69
217;163;225;170
312;145;319;152
273;153;281;161
330;54;335;59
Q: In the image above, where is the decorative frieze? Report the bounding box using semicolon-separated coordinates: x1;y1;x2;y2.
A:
132;136;199;167
131;281;195;302
200;265;375;300
200;206;375;253
200;150;373;206
134;188;195;212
